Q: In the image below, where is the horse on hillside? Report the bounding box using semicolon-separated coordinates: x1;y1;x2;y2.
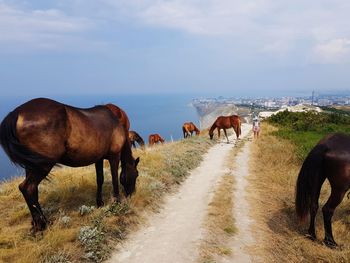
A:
295;133;350;247
129;131;145;149
149;134;164;145
0;98;140;232
209;115;241;143
182;122;200;138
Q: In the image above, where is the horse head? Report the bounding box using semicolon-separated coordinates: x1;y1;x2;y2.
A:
120;157;140;197
209;130;214;140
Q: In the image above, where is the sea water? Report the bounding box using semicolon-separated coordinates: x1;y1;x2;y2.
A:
0;94;199;181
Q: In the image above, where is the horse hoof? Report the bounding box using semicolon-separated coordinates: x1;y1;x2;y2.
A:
31;220;47;233
96;200;104;207
324;239;338;249
306;234;316;241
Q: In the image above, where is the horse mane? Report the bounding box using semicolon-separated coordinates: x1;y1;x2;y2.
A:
237;118;241;136
191;122;199;132
105;103;130;130
158;135;165;142
209;122;216;135
121;131;135;168
133;131;145;146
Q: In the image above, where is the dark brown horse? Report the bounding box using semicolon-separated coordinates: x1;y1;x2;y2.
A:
149;134;164;145
105;103;130;130
182;122;200;138
0;98;140;232
129;131;145;149
295;133;350;247
209;115;241;142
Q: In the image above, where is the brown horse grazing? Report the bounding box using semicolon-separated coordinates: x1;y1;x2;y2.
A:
129;131;145;149
295;133;350;247
209;115;241;142
149;134;164;145
182;122;200;138
0;98;140;232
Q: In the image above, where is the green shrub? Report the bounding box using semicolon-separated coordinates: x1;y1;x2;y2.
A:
268;110;350;161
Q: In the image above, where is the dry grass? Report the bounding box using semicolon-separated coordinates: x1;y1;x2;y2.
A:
0;136;215;263
198;139;246;263
249;123;350;262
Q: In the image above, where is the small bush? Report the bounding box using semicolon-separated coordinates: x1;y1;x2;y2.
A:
42;251;72;263
78;226;108;262
59;216;72;227
79;205;95;216
267;110;350;161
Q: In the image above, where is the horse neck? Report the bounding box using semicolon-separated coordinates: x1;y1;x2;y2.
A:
136;134;145;146
209;123;216;134
121;138;134;168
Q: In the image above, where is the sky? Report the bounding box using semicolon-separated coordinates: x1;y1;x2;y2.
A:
1;0;350;97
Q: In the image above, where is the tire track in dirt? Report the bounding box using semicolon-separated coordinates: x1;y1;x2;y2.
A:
226;141;256;263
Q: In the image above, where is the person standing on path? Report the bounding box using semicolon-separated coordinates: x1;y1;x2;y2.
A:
252;116;260;139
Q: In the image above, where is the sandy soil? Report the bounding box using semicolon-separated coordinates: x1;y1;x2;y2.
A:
225;142;256;263
108;124;252;263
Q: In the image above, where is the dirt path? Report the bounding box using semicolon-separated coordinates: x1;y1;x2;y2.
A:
108;124;251;263
227;141;256;262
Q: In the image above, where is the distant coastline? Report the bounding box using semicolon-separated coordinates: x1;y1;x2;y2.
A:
192;93;350;128
0;94;198;181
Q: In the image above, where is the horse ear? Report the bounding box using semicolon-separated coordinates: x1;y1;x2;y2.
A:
135;157;140;167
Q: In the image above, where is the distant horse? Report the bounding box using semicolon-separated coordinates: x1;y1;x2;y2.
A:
295;133;350;247
209;115;241;142
0;98;140;232
129;131;145;149
149;134;164;145
182;122;200;138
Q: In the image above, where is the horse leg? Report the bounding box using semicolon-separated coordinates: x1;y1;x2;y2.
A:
234;127;239;139
308;177;326;240
322;188;346;247
19;166;52;232
223;129;229;143
109;154;121;203
95;159;104;207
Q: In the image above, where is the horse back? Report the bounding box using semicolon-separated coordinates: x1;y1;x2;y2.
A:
215;116;232;128
322;134;350;185
15;98;68;160
63;105;125;165
105;104;130;131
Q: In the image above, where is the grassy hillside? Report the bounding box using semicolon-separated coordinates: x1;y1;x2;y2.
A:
0;136;215;263
267;109;350;160
250;124;350;262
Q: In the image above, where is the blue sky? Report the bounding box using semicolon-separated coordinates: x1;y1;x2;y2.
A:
1;0;350;97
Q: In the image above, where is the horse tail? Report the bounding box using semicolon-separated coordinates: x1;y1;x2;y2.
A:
148;135;153;145
0;110;52;172
295;143;328;223
238;118;241;137
182;126;187;138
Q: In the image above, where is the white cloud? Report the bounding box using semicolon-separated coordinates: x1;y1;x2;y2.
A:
0;2;103;52
312;38;350;64
2;0;350;63
83;0;350;63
